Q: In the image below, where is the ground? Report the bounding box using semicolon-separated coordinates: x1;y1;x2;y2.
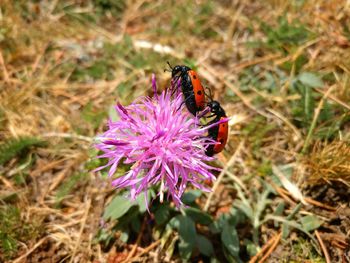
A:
0;0;350;262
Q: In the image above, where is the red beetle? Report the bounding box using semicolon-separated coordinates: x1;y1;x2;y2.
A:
205;101;228;156
168;63;206;116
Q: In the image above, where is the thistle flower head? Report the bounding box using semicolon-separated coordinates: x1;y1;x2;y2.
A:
94;75;218;207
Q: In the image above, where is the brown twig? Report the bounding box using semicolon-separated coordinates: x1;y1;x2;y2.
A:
41;132;93;143
249;235;277;263
321;233;348;249
314;87;350;111
30;44;49;77
272;183;297;206
304;197;337;211
232;54;281;71
13;237;48;263
123;217;148;262
30;159;67;177
257;232;282;263
0;51;9;82
277;186;336;211
267;108;302;140
249;231;282;263
315;230;331;263
127;239;162;262
69;198;92;263
223;79;272;119
48;164;74;192
332;239;348;250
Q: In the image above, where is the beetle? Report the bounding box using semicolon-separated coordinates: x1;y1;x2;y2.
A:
167;63;206;116
205;100;229;156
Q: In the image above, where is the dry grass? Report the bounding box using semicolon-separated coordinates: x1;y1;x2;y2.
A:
303;141;350;185
1;0;350;262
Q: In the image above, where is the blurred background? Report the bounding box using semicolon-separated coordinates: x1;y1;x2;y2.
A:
0;0;349;262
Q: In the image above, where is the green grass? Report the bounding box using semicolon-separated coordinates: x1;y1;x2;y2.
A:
0;206;41;260
0;137;46;166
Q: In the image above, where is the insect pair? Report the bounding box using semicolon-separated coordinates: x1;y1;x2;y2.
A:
166;63;228;157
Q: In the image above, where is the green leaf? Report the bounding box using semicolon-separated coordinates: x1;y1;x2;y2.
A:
184;207;213;225
274;202;285;216
221;223;239;257
181;190;202;205
131;217;141;232
120;229;129;243
168;216;180;229
228;207;245;227
282;203;302;238
244;239;258;257
233;200;253;221
282;223;290;239
178;216;196;245
292;80;315;125
179;239;193;260
209;221;221;234
234;184;253;221
170;215;197;260
264;215;321;254
169;215;197;242
274;202;285;227
210;213;234;234
304;83;312;120
154;205;170;225
96;228;112;243
103;195;133;220
298;72;323;88
136;191;152;213
196;234;214;256
300;215;323;232
255;184;272;228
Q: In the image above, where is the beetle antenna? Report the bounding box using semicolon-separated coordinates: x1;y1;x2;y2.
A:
164;61;173;73
204;87;213;101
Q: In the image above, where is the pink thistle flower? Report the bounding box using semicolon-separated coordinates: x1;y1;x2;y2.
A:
94;74;220;207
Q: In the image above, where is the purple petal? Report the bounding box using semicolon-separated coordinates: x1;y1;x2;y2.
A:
104;140;129;146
